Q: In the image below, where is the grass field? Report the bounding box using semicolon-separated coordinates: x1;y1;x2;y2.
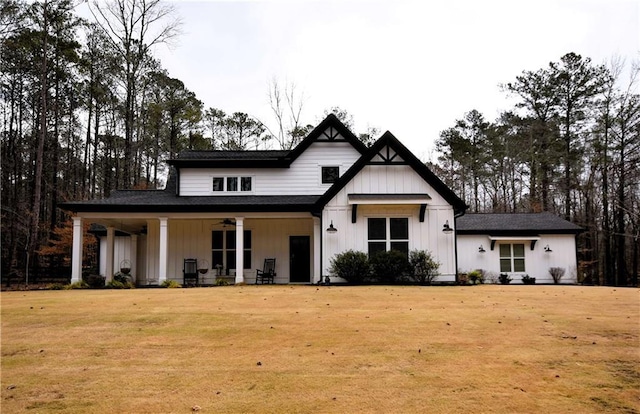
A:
1;285;638;413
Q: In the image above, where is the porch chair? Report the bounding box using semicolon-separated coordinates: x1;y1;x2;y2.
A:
256;258;276;284
183;258;199;287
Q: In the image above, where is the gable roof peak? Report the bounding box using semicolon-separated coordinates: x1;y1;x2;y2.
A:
315;130;467;213
285;113;368;161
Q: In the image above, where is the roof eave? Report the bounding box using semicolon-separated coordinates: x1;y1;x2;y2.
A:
166;159;289;168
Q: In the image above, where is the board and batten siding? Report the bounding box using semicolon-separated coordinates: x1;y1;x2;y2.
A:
142;218;315;284
98;235;147;284
179;142;362;196
457;234;578;284
323;164;457;282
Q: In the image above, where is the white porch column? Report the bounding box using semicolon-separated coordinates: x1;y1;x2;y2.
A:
71;217;83;283
130;234;138;284
235;217;244;284
158;217;168;283
313;217;321;284
105;226;115;282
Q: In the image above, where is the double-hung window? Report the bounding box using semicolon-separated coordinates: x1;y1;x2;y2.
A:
367;218;409;258
499;243;525;272
212;230;252;274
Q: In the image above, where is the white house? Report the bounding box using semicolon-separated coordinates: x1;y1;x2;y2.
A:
62;115;581;285
456;213;582;284
62;115;466;285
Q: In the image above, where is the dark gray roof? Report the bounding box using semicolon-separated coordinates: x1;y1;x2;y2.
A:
60;190;321;213
456;213;583;235
166;114;366;169
166;150;291;168
175;150;290;160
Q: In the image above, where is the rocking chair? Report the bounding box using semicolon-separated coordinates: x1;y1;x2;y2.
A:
183;258;199;287
256;258;276;284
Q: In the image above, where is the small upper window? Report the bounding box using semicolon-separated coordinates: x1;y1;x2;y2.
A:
322;166;339;184
227;177;238;191
241;177;252;192
212;177;224;192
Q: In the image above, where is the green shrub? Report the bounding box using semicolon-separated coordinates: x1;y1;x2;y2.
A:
369;250;410;284
329;250;370;284
499;273;512;284
47;283;65;290
106;279;135;289
113;272;134;284
521;274;536;285
84;274;105;288
468;270;483;285
408;250;439;285
214;278;229;286
161;280;181;288
64;281;89;290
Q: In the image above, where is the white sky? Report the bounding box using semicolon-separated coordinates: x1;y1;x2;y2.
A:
151;0;638;158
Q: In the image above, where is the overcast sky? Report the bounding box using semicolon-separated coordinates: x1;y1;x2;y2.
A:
149;0;638;158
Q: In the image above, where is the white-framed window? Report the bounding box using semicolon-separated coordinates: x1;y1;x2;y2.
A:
499;243;525;272
367;217;409;258
212;177;224;192
212;230;252;274
321;166;340;184
212;176;253;193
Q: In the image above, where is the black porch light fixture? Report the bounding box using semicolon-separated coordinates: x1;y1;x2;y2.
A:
478;245;486;253
442;220;453;234
544;244;552;253
326;220;338;233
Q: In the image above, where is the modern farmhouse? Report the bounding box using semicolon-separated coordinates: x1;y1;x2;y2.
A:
61;115;581;285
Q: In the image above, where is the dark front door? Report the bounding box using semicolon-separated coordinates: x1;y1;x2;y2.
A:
289;236;310;283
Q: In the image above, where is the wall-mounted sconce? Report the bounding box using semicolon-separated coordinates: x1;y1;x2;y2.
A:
478;245;486;253
544;244;552;253
326;220;338;233
442;220;453;234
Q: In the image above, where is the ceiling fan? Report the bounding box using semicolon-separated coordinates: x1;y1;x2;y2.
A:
218;218;236;227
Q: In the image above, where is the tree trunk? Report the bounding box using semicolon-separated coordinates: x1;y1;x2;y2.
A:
29;0;48;269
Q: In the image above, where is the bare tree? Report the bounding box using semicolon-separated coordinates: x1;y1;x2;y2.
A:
267;78;309;149
88;0;181;187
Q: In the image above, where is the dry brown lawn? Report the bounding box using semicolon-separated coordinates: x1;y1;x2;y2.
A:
1;285;638;413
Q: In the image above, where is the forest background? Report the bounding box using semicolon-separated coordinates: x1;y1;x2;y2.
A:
1;0;638;286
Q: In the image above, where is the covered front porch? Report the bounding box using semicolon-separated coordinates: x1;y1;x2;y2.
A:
72;213;323;286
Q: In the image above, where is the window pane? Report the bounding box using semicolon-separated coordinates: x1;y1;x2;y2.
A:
514;259;525;272
390;218;408;240
211;251;223;269
212;177;224;192
499;244;511;257
227;177;238;191
241;177;252;191
390;242;409;259
368;218;386;240
243;250;251;269
244;230;251;248
368;242;386;257
500;259;512;273
513;244;525;257
226;250;236;270
322;166;339;184
212;231;223;249
226;231;236;250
